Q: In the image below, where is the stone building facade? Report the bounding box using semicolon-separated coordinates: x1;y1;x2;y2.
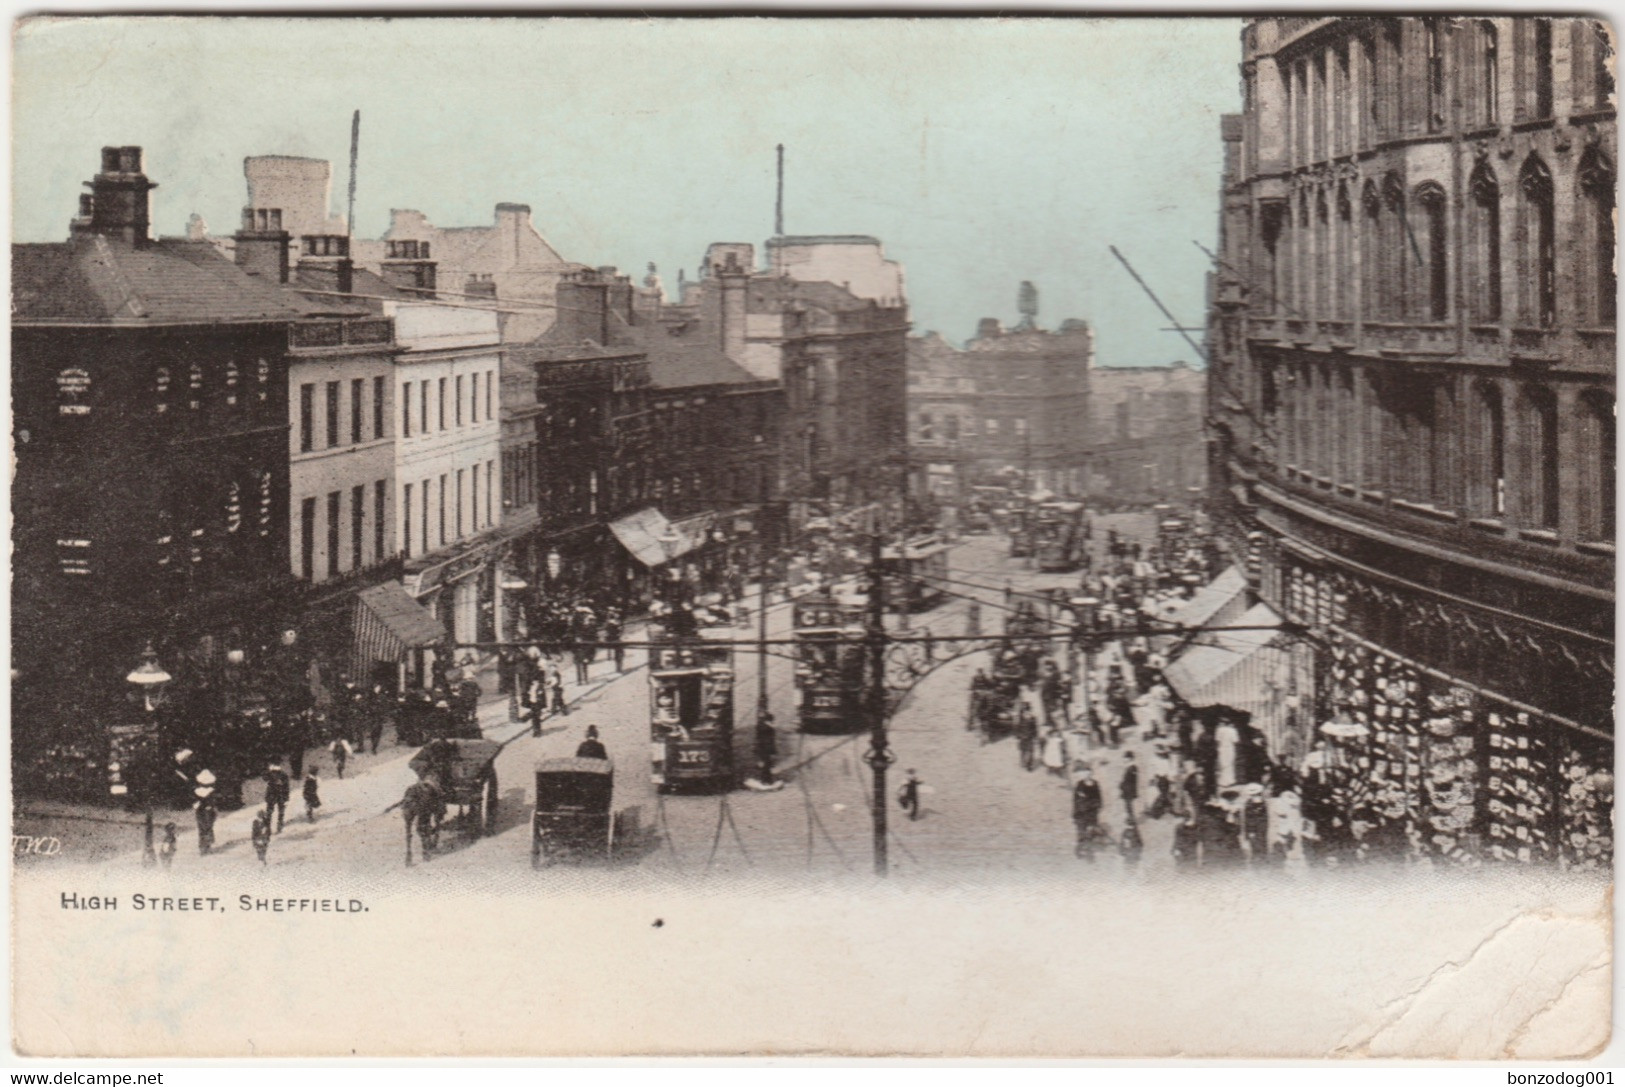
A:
906;302;1205;502
1206;16;1614;868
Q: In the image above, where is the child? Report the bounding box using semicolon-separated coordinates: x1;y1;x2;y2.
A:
303;767;323;823
158;823;178;869
328;736;351;780
250;812;271;865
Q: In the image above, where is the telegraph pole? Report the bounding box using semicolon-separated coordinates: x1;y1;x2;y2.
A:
863;532;893;876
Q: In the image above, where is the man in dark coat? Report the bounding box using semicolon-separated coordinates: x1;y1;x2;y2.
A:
1072;766;1103;859
263;762;291;833
755;712;779;784
575;725;608;761
1120;750;1140;821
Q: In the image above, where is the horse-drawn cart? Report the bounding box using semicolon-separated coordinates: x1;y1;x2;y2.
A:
400;737;500;864
531;756;616;868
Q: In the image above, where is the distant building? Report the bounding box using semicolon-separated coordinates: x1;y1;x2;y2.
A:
906;290;1204;503
676;237;909;529
1206;17;1613;867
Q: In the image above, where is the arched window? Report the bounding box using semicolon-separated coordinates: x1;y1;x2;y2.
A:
1578;145;1615;327
1260;200;1287;316
1518;155;1556;327
1478;21;1499;126
1478;382;1507;517
1296;193;1311;315
1520;385;1560;530
1361;181;1381;320
1425;19;1446;132
1468;160;1502;322
1382;172;1408;319
1315;190;1330;318
1414;184;1449;321
1577;390;1615;541
1336;182;1353;320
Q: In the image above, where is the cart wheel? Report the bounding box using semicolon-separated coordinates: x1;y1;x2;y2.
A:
480;771;499;836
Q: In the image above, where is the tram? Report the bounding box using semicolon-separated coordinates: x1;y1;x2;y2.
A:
880;535;951;612
1034;500;1087;572
648;635;736;792
792;591;868;734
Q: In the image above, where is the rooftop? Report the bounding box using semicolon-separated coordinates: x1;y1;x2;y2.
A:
13;235;331;325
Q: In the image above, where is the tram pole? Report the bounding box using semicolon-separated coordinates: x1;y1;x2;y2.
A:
757;534;771;725
863;532;893;877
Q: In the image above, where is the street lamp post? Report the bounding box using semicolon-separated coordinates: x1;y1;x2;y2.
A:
123;642;172;865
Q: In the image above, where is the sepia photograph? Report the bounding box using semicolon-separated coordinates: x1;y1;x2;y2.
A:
7;12;1616;1061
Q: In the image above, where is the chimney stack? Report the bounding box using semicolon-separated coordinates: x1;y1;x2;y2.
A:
296;234;354;294
380;239;436;298
235;207;291;284
87;146;156;245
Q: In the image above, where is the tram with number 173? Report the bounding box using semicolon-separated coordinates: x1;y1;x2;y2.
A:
648;633;736;792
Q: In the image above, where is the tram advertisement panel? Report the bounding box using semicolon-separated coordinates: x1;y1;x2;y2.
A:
649;641;734;790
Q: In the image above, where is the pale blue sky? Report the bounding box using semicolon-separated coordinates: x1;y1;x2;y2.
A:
14;16;1241;363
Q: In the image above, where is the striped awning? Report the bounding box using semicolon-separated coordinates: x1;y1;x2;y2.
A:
353;581;446;665
1167;566;1250;632
1162;602;1285;713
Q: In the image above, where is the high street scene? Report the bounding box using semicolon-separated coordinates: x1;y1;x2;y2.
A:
11;15;1614;883
8;15;1615;1061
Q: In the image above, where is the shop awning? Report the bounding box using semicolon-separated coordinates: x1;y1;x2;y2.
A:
609;507;690;567
1166;566;1250;632
1162;602;1286;713
353;581;446;664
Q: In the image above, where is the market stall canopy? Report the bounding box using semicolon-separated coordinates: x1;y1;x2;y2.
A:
353;581;447;663
1161;602;1289;716
1167;566;1250;632
608;507;691;567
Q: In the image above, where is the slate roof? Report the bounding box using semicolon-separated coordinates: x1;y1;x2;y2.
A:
630;327;764;390
13;235;327;325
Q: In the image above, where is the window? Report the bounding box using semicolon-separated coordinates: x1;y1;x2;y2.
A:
1480;21;1499;126
919;412;934;440
422;478;431;554
439;474;447;546
945;415;960;442
299;384;315;452
327;491;341;577
326;381;340;448
455;375;464;426
300;497;316;580
420;379;429;434
470;372;479;424
486;370;494;419
1533;19;1553;120
1382;173;1407;319
403;483;414;558
1522;386;1559;529
1578;391;1615;540
1480;383;1506;517
471;468;479;532
1468;162;1502;322
1575;19;1614;111
1415;185;1449;321
984;418;997;437
352;484;365;570
1362;34;1379;141
1425;19;1445;131
351;378;364;444
402;382;413;438
374;375;386;439
1014;418;1029;437
438;378;447;431
1579;146;1616;326
487;460;495;526
1519;155;1556;327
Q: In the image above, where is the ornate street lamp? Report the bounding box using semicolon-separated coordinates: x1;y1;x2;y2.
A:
126;642;172;713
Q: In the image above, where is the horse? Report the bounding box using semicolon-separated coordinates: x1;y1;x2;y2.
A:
401;777;446;866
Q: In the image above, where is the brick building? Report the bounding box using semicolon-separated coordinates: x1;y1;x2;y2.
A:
1205;16;1613;867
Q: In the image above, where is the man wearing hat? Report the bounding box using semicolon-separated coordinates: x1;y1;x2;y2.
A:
575;725;608;761
193;774;218;856
264;762;291;833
